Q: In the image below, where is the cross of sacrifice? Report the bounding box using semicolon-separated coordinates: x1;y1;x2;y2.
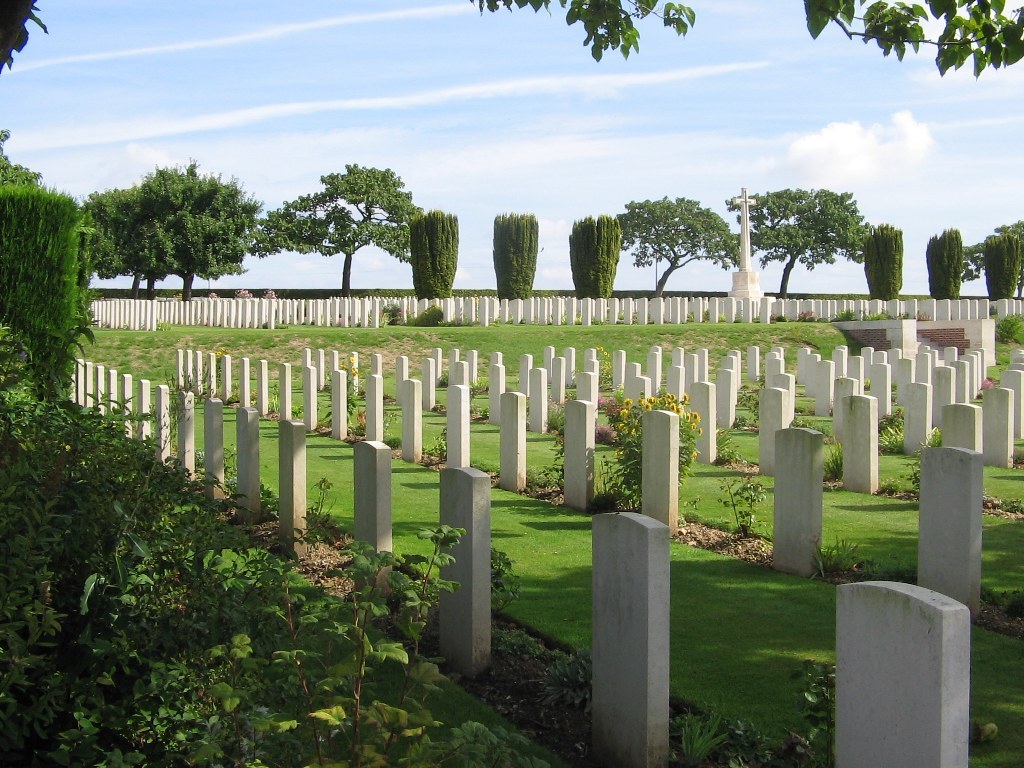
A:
731;187;757;272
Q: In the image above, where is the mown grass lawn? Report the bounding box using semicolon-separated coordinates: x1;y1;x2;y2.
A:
85;321;1024;766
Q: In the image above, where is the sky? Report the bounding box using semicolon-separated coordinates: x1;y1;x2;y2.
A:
2;1;1022;297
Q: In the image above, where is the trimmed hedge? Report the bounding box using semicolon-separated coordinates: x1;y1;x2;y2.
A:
862;224;903;300
569;215;620;299
493;213;539;300
0;186;83;396
410;210;458;299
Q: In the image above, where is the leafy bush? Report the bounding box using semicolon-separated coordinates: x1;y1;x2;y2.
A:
409;305;444;327
605;391;700;510
996;314;1024;343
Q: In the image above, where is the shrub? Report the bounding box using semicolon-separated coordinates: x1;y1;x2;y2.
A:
0;186;85;398
569;215;620;298
492;213;539;300
862;223;903;300
410;210;458;298
996;314;1024;343
408;305;444;327
926;228;964;299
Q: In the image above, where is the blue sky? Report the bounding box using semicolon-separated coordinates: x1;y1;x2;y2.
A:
3;1;1022;296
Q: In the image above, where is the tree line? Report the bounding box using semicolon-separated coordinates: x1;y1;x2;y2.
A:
2;131;1022;301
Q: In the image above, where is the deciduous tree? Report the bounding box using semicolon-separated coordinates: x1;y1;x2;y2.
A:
618;197;736;297
476;1;1024;74
85;186;169;299
0;129;40;186
85;163;261;301
726;188;866;299
260;166;419;297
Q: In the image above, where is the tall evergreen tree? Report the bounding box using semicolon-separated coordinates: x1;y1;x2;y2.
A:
569;215;620;298
410;210;459;299
925;228;963;299
492;213;539;300
862;224;903;300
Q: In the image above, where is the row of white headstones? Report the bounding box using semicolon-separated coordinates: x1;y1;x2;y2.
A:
89;293;1024;330
74;340;1014;768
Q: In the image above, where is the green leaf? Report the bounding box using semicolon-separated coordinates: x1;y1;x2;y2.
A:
310;705;348;726
80;572;101;615
125;531;150;557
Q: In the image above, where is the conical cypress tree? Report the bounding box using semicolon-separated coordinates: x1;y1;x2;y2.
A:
493;213;539;300
925;228;963;300
983;233;1022;300
862;224;903;300
410;210;458;299
569;215;620;299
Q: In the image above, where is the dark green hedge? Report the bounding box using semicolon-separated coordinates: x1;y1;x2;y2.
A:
0;186;83;395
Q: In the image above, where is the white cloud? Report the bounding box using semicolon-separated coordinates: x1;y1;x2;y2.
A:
18;63;769;151
16;4;476;72
783;110;935;187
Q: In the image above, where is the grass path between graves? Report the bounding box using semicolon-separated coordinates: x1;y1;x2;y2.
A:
85;323;1024;766
259;418;1024;767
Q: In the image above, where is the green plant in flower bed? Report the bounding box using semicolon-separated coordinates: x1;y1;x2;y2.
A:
823;444;843;482
813;539;862;578
604;390;700;509
541;649;592;713
719;474;767;536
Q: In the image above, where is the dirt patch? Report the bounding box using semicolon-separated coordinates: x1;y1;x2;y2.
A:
674;520;773;567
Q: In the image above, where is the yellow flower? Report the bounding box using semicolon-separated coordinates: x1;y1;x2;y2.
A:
618;408;629;419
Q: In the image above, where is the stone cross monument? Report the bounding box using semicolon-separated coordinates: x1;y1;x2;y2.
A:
729;187;764;300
